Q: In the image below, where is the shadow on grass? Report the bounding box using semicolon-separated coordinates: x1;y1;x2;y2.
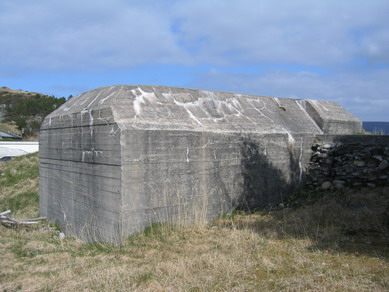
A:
226;135;389;260
220;189;389;260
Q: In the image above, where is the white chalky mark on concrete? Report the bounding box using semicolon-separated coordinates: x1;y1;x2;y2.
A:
283;128;295;144
296;100;323;134
99;91;116;105
232;99;244;111
185;108;203;126
176;103;203;126
82;149;103;162
121;88;326;135
110;126;120;136
165;93;204;127
274;97;282;107
86;91;102;108
89;109;94;136
298;137;304;182
320;101;329;111
131;87;157;117
237;108;257;124
80;108;94;136
297;100;306;110
63;94;82;112
311;99;329;112
199;141;209;149
263;100;275;113
132;91;145;116
186;148;190;162
204;90;218;102
81;94;92;105
160;92;263;126
89;110;93;126
248;99;275;124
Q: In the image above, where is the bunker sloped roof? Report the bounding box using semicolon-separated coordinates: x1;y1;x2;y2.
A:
43;85;359;135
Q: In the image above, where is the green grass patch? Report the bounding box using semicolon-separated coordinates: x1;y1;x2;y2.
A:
0;153;39;187
0;191;39;213
0;153;39;217
75;242;122;256
134;272;154;286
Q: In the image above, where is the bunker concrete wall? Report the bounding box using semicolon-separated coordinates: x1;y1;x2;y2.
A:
119;129;314;238
39;85;362;243
40;108;123;242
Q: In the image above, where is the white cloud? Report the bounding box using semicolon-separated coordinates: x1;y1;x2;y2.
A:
362;30;389;64
191;68;389;121
0;0;187;72
173;0;389;66
1;0;388;72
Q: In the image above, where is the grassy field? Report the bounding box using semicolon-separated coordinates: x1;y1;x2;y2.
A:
0;153;388;291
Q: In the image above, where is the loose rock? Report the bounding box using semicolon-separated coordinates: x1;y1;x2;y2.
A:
354;160;366;167
378;160;388;170
321;181;332;190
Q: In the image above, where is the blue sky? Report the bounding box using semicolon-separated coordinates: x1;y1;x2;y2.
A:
1;0;388;121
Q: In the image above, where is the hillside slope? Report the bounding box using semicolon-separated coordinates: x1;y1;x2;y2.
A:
0;86;66;138
0;153;388;291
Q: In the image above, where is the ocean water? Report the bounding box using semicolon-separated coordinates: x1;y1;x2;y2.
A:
362;121;389;135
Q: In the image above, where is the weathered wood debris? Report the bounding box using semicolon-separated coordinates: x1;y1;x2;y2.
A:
0;210;46;225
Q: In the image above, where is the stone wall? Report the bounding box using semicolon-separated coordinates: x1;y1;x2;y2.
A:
305;135;389;190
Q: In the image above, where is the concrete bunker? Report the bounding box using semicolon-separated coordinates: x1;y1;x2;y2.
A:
40;85;361;243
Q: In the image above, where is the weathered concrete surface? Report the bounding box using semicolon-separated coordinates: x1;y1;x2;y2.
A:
302;99;361;134
40;85;361;243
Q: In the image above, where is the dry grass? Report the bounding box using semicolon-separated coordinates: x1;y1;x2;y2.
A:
0;121;20;135
0;121;38;141
1;153;388;291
